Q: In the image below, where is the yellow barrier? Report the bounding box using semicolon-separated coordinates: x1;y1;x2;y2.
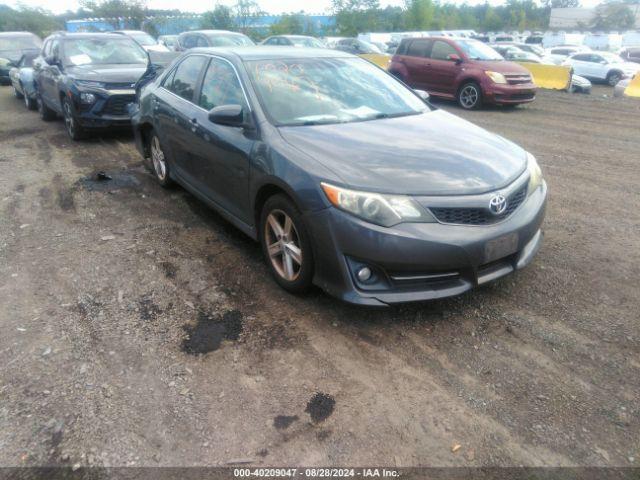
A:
624;75;640;97
516;62;571;90
360;53;391;70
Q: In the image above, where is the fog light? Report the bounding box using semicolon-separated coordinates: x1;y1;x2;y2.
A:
357;267;372;282
80;92;96;104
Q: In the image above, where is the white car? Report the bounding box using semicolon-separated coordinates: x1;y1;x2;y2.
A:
563;52;640;86
544;45;590;65
113;30;169;53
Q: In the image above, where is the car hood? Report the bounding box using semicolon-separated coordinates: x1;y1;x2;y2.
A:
279;110;528;196
66;63;148;83
613;61;640;72
469;59;531;75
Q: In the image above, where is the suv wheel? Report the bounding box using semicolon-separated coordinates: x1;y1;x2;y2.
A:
37;94;56;121
457;82;482;110
13;86;24;99
149;133;173;187
260;194;314;293
24;92;37;110
607;71;622;86
62;97;86;141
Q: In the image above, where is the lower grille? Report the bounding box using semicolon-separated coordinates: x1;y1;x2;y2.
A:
430;185;528;226
102;95;135;116
508;93;535;101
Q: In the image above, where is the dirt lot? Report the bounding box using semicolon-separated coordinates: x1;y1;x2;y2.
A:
0;85;639;469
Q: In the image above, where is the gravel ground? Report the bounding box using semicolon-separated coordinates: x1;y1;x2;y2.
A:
0;85;639;469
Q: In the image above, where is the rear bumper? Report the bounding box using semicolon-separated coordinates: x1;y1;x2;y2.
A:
306;182;547;306
484;82;537;104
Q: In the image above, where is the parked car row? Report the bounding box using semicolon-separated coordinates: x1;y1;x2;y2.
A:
0;29;548;306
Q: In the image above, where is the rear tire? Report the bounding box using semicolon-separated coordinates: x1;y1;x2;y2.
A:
260;194;314;294
149;133;173;188
37;93;56;121
606;71;622;86
457;81;482;110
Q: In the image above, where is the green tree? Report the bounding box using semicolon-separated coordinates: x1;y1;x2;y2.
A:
591;1;635;30
0;5;62;38
269;14;305;35
404;0;435;30
234;0;263;33
201;4;235;30
332;0;381;35
78;0;147;29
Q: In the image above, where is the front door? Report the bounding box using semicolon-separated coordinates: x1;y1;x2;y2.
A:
187;57;254;224
425;40;460;96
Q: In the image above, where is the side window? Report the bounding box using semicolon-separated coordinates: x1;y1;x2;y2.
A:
264;37;277;45
430;40;457;60
406;39;431;58
591;55;604;63
166;55;208;102
199;58;246;111
196;36;209;47
42;39;52;57
572;54;587;61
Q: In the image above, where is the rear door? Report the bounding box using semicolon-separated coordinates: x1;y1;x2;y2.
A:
400;39;432;89
155;55;209;177
425;40;460;95
568;53;592;77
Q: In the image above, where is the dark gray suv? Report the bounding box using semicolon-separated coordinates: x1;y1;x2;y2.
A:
132;47;547;306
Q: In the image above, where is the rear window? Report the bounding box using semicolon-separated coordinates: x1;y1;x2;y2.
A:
405;39;430;58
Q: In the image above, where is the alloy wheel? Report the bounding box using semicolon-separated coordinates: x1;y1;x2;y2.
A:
151;136;167;180
460;85;479;109
63;101;75;137
264;209;303;282
608;73;621;86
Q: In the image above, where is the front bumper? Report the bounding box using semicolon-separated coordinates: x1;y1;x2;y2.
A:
306;182;547;306
73;89;136;129
484;82;537;105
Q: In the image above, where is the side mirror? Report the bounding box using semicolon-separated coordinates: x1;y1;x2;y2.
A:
414;89;430;102
45;55;59;66
447;53;462;64
208;104;248;128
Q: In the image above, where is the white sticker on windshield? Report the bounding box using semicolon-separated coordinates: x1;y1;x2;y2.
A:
68;54;92;65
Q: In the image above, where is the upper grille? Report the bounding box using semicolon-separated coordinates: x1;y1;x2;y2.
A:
102;95;135;116
505;74;532;85
430;185;527;226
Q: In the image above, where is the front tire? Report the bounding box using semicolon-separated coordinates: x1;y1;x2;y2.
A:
149;133;173;188
63;97;86;141
457;81;482;110
260;194;314;294
13;86;24;99
24;92;37;110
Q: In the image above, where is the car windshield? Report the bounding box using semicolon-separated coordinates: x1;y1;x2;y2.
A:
130;32;157;46
290;37;324;48
205;33;255;47
246;57;429;127
62;38;148;66
600;52;623;63
457;40;503;61
359;41;382;54
0;35;41;53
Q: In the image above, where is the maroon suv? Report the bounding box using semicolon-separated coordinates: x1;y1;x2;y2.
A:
389;37;536;109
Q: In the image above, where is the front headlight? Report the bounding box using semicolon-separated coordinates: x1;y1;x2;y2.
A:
321;183;436;227
80;92;97;104
485;71;507;84
527;152;543;194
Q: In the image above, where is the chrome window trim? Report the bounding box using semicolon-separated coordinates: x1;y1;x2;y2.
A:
158;53;252;114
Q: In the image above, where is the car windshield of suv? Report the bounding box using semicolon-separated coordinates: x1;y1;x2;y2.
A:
246;57;428;126
62;38;148;66
205;33;255;47
457;39;503;61
290;37;325;48
599;52;623;64
0;35;41;54
130;32;157;46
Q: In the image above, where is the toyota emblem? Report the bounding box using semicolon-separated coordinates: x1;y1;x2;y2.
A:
489;194;507;215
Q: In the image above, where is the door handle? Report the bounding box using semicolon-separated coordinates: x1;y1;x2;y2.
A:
190;118;198;132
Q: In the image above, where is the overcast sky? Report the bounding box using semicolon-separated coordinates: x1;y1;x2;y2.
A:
4;0;600;15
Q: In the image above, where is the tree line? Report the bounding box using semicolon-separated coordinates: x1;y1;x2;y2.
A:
1;0;638;41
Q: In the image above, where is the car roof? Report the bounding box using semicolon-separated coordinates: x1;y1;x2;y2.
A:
0;31;39;37
52;32;128;39
183;30;247;36
188;46;353;61
114;30;147;34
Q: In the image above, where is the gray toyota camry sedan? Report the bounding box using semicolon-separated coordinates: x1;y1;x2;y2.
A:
132;47;547;306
